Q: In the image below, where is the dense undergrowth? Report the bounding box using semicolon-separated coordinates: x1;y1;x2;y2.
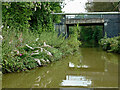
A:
69;25;103;47
99;35;120;53
2;27;81;74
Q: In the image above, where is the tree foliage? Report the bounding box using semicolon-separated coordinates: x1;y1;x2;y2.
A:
85;2;120;12
2;2;62;32
29;2;62;33
2;2;34;31
79;26;103;46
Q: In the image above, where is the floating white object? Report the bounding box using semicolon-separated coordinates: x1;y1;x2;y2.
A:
69;62;75;68
82;65;89;68
69;62;89;69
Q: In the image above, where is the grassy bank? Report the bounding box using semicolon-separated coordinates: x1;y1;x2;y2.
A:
2;27;81;74
99;36;120;53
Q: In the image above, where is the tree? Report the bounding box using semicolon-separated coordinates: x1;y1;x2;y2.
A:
2;2;34;31
30;2;62;33
85;2;120;12
2;2;62;33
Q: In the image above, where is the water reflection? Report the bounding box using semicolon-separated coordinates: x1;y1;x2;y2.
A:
61;75;92;87
2;47;118;88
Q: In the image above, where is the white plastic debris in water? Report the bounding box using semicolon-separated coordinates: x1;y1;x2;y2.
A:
82;65;89;68
77;65;89;68
69;62;75;68
76;65;81;68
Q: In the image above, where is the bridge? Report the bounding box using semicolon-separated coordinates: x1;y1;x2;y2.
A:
52;12;120;38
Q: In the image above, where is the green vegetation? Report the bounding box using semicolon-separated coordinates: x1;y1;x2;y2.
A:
69;25;103;47
85;2;120;12
79;26;103;47
2;2;62;32
99;35;120;53
2;2;81;73
2;26;80;73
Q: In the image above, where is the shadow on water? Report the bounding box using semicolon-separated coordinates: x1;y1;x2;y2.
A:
2;47;118;88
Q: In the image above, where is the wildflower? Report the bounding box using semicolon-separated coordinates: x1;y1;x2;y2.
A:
26;44;34;50
20;54;22;56
36;38;39;41
1;25;3;29
9;40;13;44
46;59;50;63
34;59;41;66
31;52;39;55
44;49;52;56
0;35;3;40
35;7;36;11
41;48;43;52
11;52;14;54
7;26;9;28
34;50;39;53
41;59;46;63
43;42;51;48
14;50;19;55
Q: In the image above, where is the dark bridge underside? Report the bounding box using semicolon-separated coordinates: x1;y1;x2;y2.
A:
66;23;104;37
66;23;104;26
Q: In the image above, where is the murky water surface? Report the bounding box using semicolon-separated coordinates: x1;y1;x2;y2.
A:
2;48;118;88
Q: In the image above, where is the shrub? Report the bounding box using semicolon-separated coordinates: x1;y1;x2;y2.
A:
99;36;120;53
2;27;80;73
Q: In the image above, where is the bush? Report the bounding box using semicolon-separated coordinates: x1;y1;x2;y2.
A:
99;36;120;53
2;27;80;73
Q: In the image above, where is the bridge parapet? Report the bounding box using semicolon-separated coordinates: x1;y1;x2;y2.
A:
66;18;104;24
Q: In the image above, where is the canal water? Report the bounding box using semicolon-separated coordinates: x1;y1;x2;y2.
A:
2;47;118;88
